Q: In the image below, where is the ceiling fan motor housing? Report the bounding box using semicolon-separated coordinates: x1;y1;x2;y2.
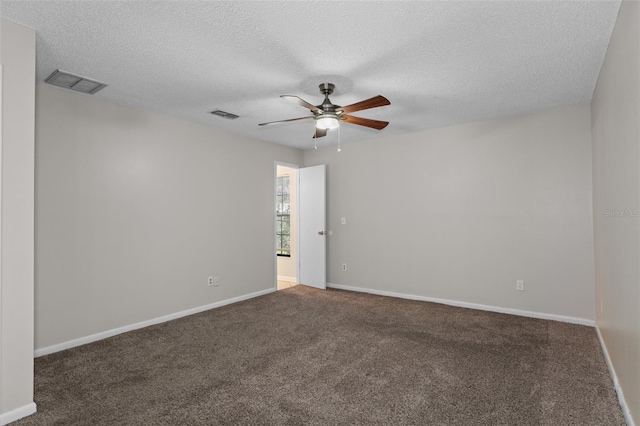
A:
317;83;340;115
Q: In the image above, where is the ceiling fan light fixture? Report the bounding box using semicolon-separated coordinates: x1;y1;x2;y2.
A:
316;116;339;130
259;83;390;146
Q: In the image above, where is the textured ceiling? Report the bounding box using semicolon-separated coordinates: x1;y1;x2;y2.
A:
1;1;621;150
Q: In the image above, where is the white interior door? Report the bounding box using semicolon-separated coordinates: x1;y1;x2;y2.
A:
298;165;326;289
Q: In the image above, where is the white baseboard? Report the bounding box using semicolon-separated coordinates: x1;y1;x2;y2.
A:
0;402;36;425
326;283;595;326
277;275;296;282
34;288;276;357
596;325;635;426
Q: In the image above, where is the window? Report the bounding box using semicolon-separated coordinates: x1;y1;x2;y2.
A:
276;175;291;257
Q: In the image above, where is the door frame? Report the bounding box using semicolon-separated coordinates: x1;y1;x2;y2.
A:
273;161;301;291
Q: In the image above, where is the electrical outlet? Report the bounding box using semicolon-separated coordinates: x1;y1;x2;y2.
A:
208;276;214;287
214;276;220;287
341;217;346;225
342;263;347;271
516;280;524;291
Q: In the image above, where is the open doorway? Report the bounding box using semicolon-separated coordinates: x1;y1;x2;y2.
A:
276;164;298;290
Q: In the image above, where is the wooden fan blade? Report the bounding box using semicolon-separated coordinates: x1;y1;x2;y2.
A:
342;115;389;130
313;128;327;138
258;116;313;126
336;95;390;114
281;95;324;113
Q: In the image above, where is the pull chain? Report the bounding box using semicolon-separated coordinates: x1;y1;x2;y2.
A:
337;122;341;152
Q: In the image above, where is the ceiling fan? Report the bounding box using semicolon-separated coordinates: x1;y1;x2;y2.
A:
258;83;390;138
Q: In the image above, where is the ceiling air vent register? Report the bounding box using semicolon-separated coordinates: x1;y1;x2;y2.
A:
44;69;108;95
210;110;239;120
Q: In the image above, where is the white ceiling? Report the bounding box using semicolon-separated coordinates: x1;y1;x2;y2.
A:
1;1;621;150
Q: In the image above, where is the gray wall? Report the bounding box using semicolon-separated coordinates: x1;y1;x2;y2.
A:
591;0;640;423
35;83;302;350
304;105;595;321
0;19;36;418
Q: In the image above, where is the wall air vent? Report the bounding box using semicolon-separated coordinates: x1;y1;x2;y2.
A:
210;110;239;120
44;69;108;95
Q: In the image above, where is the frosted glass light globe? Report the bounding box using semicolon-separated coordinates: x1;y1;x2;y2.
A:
316;116;339;130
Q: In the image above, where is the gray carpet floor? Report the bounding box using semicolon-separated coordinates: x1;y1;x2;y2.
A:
16;286;625;425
